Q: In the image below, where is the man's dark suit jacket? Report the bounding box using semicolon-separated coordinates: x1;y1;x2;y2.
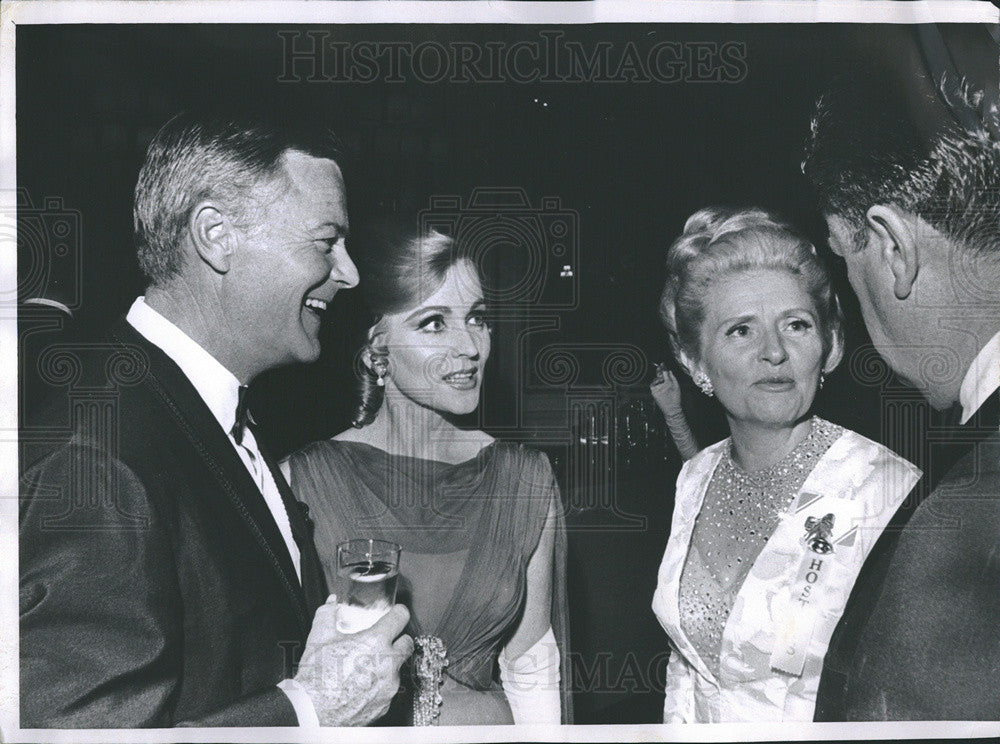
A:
19;319;327;727
817;393;1000;720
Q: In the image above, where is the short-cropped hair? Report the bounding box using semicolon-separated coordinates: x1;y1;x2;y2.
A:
133;111;342;285
658;207;844;364
802;73;1000;257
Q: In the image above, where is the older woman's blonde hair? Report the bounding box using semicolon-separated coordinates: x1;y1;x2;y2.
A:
658;207;844;368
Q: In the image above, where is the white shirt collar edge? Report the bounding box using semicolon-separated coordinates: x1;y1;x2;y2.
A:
959;329;1000;425
125;297;242;433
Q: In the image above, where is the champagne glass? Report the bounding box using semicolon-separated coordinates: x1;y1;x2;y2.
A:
335;538;401;633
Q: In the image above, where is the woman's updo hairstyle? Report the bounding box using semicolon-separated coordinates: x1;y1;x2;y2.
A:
658;206;844;367
350;219;467;427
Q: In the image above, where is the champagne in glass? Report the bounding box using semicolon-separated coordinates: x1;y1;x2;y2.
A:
335;539;401;633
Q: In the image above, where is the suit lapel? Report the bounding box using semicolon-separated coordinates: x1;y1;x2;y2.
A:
254;433;328;616
107;319;311;632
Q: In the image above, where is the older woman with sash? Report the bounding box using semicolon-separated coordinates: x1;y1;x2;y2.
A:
650;208;920;722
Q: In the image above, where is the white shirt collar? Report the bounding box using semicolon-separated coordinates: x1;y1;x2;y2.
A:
959;329;1000;425
126;296;242;435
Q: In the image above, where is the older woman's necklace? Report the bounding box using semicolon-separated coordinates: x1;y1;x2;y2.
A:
725;417;832;490
705;417;843;574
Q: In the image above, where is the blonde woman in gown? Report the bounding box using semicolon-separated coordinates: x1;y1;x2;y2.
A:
285;223;571;725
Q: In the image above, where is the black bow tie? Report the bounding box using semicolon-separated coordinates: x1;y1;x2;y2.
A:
231;385;257;445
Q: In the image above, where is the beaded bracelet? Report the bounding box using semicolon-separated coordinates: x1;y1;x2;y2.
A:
412;635;448;726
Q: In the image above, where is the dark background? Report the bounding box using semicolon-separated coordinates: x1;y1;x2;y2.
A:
17;22;990;723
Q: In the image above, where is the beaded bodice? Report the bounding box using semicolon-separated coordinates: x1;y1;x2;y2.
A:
677;417;843;675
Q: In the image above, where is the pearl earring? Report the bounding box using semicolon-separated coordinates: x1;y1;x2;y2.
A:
368;347;389;386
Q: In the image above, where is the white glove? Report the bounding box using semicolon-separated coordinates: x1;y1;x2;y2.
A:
499;626;561;724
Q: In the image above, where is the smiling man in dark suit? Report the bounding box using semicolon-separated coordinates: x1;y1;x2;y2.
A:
803;67;1000;720
19;113;413;727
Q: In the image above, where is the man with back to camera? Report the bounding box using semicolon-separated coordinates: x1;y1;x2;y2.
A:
19;112;413;727
803;65;1000;720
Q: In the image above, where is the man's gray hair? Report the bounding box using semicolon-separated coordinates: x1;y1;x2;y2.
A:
133;112;342;285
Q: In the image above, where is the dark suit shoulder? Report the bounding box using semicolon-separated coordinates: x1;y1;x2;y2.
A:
842;431;1000;720
21;322;161;463
903;431;999;535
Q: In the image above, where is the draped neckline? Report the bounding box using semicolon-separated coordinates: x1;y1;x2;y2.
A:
330;438;499;467
317;439;501;555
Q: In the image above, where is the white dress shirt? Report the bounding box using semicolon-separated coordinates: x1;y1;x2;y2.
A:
126;297;318;726
959;329;1000;425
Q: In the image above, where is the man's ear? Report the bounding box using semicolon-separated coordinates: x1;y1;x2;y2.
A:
865;204;919;300
189;202;237;274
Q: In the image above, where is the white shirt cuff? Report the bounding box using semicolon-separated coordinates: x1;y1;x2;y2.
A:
277;678;320;727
